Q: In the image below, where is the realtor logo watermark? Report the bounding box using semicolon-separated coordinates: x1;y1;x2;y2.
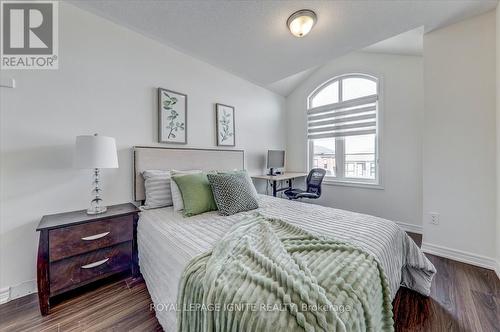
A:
1;1;58;69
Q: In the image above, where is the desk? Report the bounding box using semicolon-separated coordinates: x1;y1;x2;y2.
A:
252;172;308;197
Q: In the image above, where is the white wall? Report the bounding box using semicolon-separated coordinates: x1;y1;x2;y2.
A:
0;3;285;298
423;11;497;264
496;4;500;275
286;52;424;230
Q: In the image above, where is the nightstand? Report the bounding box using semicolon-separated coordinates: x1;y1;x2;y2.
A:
36;203;140;316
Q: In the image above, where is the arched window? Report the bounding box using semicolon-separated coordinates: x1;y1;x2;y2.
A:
307;74;379;185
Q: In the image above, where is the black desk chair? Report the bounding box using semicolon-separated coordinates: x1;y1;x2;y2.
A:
284;168;326;200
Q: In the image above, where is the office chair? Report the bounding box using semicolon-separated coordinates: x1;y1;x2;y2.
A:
284;168;326;200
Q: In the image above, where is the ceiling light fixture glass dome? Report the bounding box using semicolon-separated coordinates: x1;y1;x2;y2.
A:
287;9;317;38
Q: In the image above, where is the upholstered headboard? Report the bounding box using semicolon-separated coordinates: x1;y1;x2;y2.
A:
133;146;245;201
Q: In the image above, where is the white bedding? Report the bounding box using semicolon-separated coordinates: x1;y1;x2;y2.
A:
138;195;435;329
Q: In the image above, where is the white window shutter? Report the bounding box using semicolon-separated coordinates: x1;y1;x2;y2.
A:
307;94;378;139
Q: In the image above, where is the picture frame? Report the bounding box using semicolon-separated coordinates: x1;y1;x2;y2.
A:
158;88;187;144
215;103;235;146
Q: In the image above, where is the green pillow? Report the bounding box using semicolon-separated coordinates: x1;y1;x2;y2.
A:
172;173;217;216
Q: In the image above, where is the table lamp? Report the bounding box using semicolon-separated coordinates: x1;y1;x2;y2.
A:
75;134;119;214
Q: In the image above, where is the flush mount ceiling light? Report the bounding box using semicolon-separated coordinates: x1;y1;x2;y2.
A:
287;9;317;38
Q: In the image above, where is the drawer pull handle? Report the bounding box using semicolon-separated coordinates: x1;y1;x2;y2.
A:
81;232;110;241
81;258;109;269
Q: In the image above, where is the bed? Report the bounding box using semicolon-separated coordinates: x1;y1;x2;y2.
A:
133;147;436;330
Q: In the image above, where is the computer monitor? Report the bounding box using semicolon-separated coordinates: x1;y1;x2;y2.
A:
267;150;285;176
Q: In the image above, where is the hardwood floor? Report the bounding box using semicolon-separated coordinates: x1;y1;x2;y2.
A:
0;275;162;332
1;234;498;332
393;254;499;332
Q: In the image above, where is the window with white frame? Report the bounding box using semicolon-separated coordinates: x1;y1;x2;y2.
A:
307;74;379;185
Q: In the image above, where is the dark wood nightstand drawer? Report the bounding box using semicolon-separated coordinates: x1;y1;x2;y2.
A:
50;241;132;296
37;203;140;315
49;215;133;261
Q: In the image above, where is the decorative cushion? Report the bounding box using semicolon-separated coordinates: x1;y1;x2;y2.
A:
207;171;259;216
217;170;259;198
172;173;217;217
142;170;172;209
170;170;202;211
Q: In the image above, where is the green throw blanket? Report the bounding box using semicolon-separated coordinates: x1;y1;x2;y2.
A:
177;214;394;332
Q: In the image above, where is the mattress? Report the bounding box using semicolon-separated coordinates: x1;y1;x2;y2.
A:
138;195;435;329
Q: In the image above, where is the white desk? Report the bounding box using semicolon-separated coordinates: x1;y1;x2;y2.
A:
251;172;308;197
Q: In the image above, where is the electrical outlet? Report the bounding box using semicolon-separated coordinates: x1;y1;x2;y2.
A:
0;77;15;88
429;212;440;225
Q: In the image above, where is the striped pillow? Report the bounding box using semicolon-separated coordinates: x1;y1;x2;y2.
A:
142;170;173;209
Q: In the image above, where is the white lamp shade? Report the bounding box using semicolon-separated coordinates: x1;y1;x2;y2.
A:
75;135;119;169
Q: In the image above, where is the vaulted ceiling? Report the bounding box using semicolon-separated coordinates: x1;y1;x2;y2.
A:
72;0;498;95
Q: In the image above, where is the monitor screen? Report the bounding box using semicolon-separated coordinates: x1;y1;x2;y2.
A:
267;150;285;169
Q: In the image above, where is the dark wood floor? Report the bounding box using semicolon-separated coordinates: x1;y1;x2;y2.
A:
1;233;498;332
0;276;162;332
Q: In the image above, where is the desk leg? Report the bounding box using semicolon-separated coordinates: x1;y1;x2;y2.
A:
272;180;277;197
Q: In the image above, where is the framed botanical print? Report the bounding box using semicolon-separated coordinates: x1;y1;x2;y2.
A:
158;88;187;144
215;103;235;146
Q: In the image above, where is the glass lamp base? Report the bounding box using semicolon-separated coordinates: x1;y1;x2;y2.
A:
86;206;107;215
87;168;107;215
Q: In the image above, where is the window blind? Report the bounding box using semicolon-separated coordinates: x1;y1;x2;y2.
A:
307;94;377;139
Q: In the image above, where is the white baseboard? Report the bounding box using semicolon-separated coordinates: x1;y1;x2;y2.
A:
496;261;500;280
0;280;37;305
421;242;497;271
395;221;422;234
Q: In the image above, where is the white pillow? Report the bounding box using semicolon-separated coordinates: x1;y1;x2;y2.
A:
142;170;172;209
170;170;202;211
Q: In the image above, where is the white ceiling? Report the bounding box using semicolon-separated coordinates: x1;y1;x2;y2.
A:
71;0;498;95
363;26;424;56
270;26;425;96
266;66;319;97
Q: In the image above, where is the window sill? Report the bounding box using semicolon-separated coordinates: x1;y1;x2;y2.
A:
322;179;384;190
